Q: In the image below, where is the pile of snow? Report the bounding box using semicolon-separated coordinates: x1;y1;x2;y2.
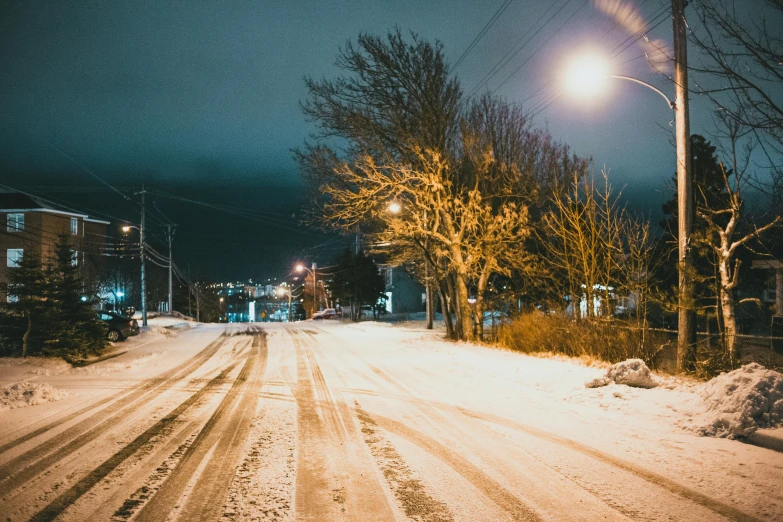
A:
585;359;658;389
150;326;179;337
0;381;70;411
686;363;783;439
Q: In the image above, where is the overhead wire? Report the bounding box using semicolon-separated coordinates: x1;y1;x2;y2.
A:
466;0;573;98
491;0;591;95
452;0;515;70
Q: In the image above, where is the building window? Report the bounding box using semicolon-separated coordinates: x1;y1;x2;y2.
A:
70;217;78;235
7;213;24;232
72;250;78;267
7;248;23;268
7;286;18;303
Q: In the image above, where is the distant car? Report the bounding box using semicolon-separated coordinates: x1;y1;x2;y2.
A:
312;308;339;320
98;311;139;342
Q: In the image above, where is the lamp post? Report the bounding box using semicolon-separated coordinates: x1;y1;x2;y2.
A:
564;45;694;370
296;264;317;318
277;286;293;322
122;224;147;327
388;201;434;329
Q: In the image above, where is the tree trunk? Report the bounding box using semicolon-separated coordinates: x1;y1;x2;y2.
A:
455;272;473;341
22;311;31;358
438;280;454;339
718;259;738;361
720;289;737;362
474;265;491;340
447;274;460;337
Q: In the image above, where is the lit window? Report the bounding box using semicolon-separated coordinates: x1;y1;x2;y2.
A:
71;217;78;235
7;248;23;268
7;286;18;303
72;250;78;267
7;213;24;232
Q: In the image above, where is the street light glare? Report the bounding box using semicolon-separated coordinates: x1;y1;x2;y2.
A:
295;264;305;272
121;225;131;232
564;52;609;98
388;201;401;214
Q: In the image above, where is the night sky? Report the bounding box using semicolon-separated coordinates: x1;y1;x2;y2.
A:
1;0;727;280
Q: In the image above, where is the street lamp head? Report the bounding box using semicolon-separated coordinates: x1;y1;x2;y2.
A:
121;225;131;233
295;264;305;272
388;201;401;214
564;51;610;98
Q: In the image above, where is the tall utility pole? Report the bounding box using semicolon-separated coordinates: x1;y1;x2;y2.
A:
139;186;148;327
424;210;433;330
312;262;318;315
164;224;176;316
194;283;200;322
672;0;695;372
187;263;192;318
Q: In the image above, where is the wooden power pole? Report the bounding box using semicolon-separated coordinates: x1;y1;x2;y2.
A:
672;0;696;372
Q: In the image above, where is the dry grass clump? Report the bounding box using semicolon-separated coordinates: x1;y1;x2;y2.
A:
497;312;675;372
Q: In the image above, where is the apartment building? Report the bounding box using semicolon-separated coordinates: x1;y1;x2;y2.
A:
1;192;109;300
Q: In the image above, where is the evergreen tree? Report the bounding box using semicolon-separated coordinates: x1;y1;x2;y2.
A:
331;249;385;321
45;236;106;362
657;134;730;309
0;251;49;357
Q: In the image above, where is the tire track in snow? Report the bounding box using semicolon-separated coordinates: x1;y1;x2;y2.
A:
133;326;268;522
26;359;241;522
0;328;232;493
459;408;763;522
284;328;395;522
0;327;227;457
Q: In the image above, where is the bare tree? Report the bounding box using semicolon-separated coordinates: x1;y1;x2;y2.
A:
695;116;781;357
541;170;658;323
689;1;783;158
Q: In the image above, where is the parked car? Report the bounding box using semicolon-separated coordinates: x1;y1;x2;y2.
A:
98;311;139;342
312;308;339;320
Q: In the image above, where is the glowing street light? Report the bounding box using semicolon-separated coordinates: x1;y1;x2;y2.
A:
295;264;318;318
388;201;401;214
563;52;610;98
563;51;674;108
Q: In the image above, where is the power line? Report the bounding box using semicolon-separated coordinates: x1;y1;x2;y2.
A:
467;0;572;98
491;0;590;95
453;0;515;70
49;145;131;201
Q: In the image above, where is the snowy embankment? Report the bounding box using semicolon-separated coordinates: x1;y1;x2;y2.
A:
0;319;195;412
585;358;783;439
0;381;69;411
341;320;783;444
684;363;783;439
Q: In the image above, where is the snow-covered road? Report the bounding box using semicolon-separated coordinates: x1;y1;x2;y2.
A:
1;321;781;521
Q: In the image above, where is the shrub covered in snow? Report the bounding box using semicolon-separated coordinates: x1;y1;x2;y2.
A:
0;381;70;411
687;363;783;439
585;358;658;389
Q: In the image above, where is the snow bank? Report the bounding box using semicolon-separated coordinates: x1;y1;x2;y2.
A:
687;363;783;439
0;381;70;411
585;359;658;389
71;352;162;375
